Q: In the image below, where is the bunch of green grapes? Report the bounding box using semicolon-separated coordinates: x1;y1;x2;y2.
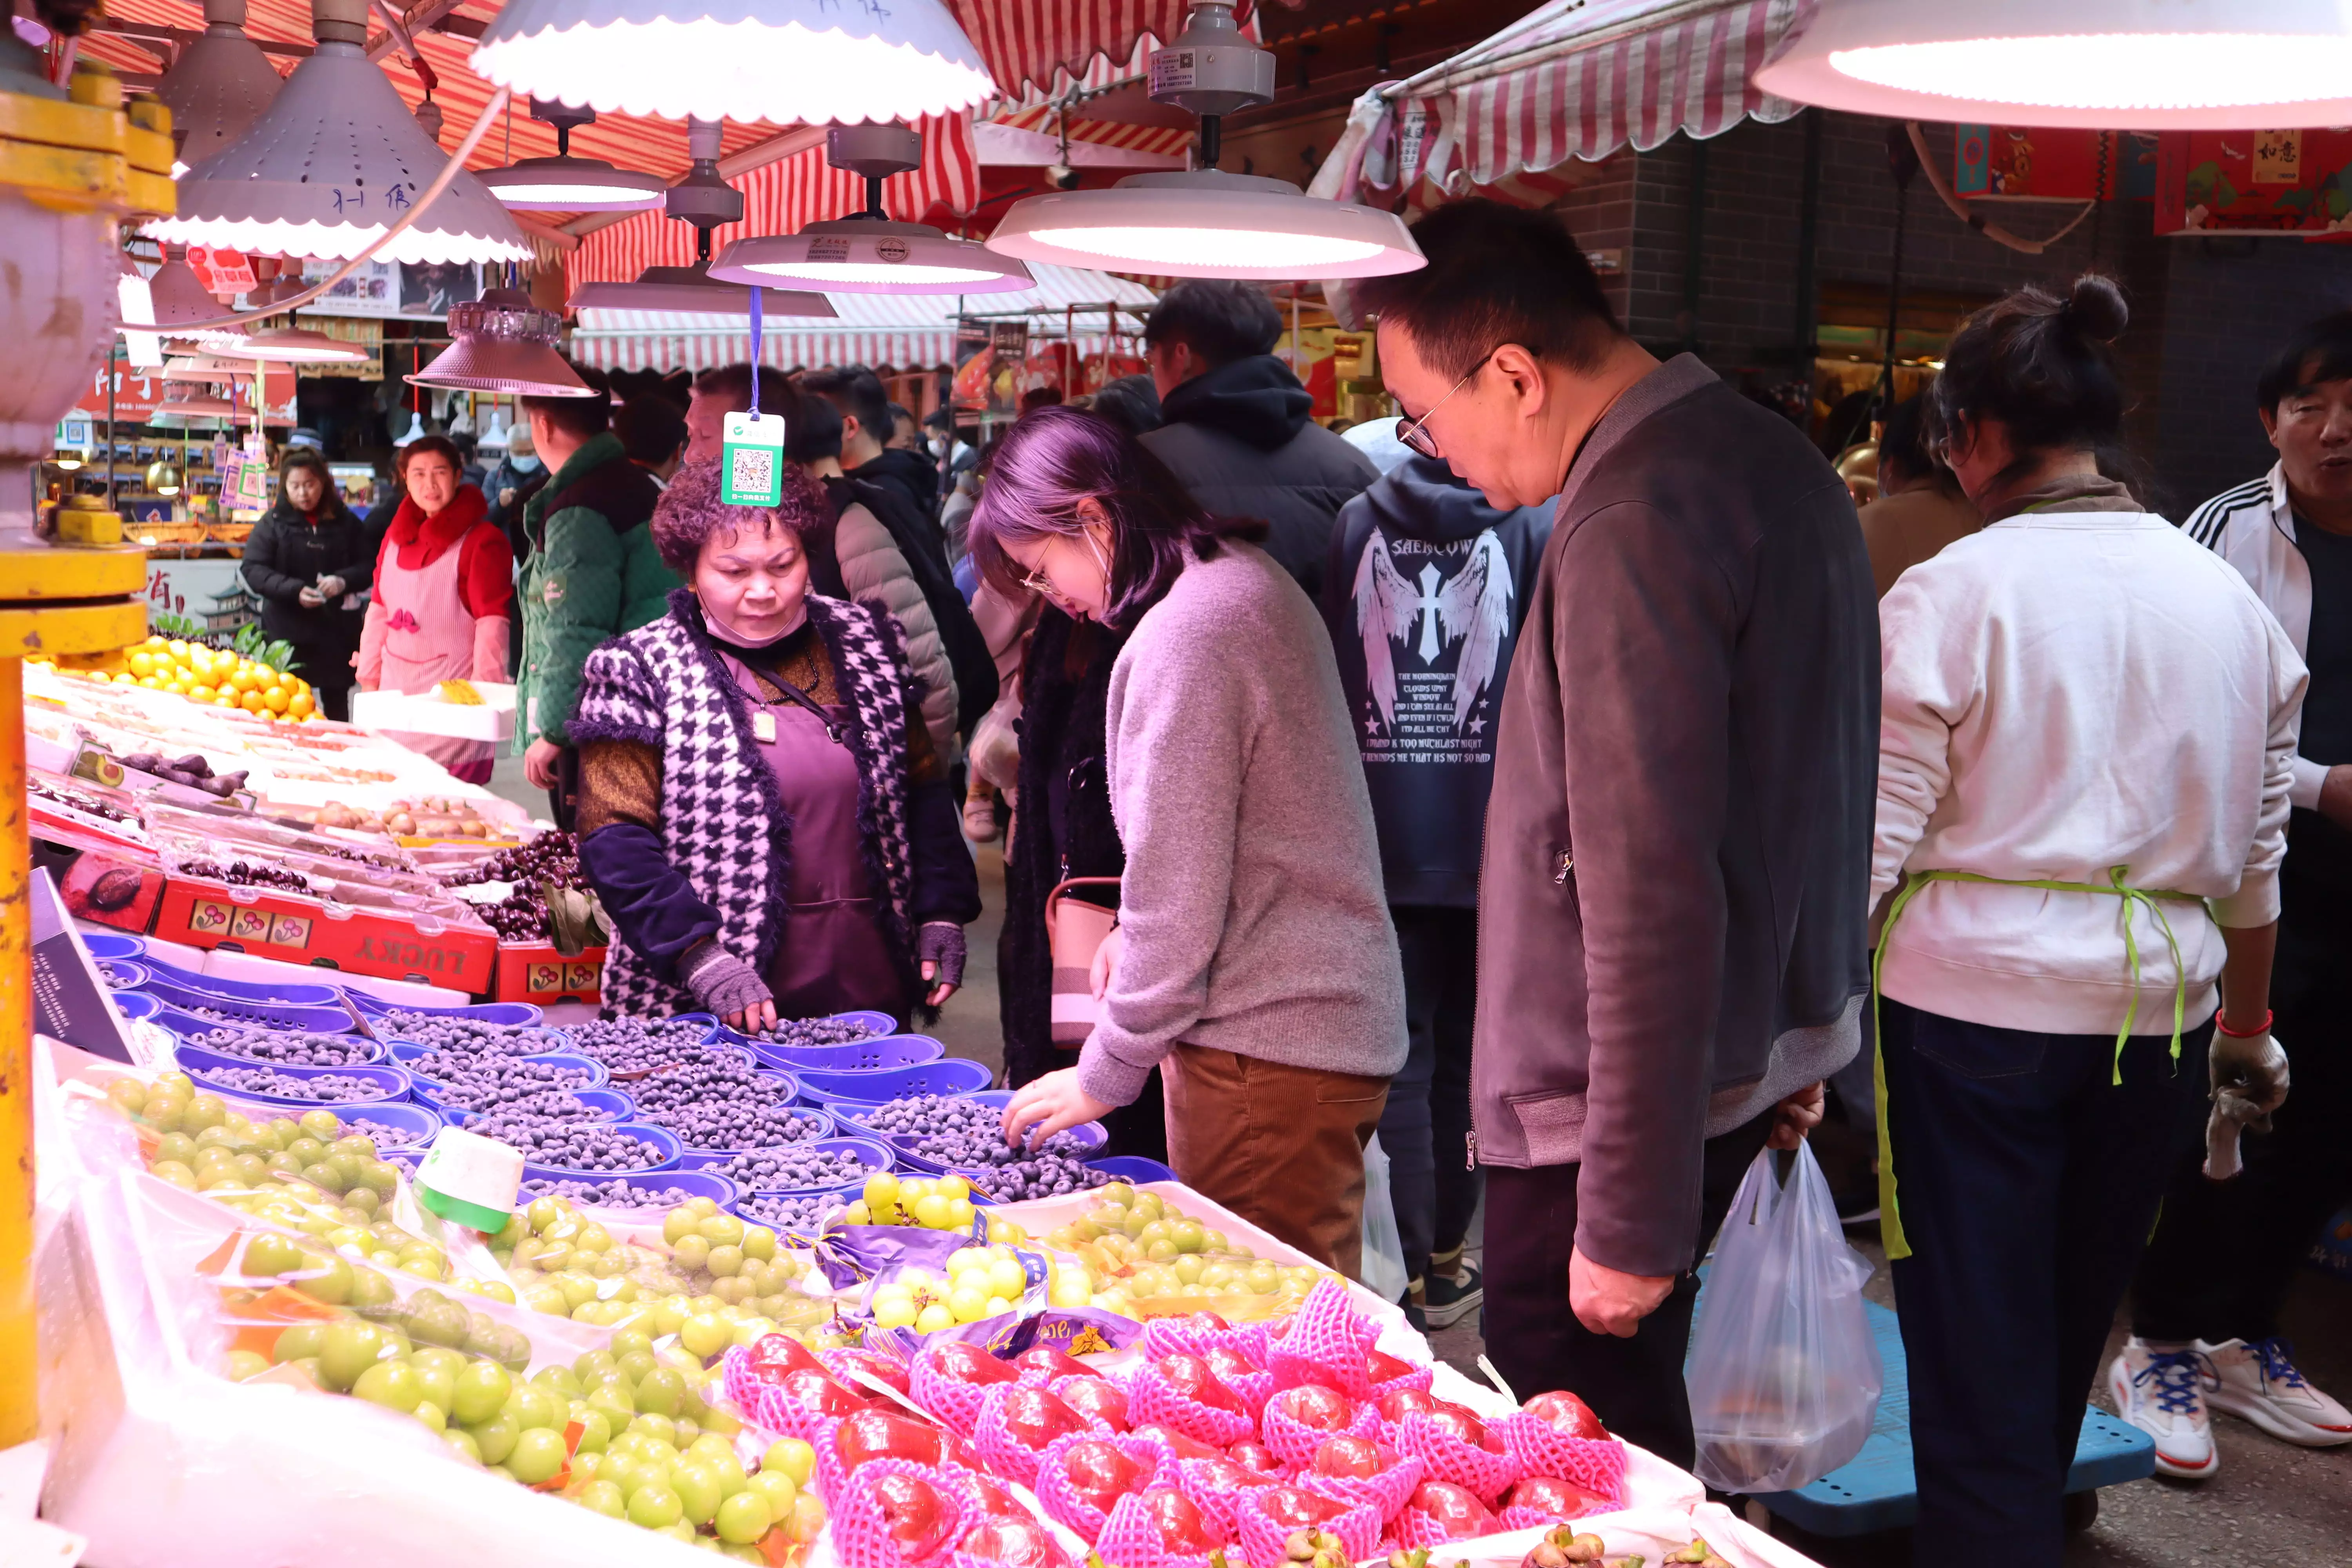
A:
1043;1183;1334;1312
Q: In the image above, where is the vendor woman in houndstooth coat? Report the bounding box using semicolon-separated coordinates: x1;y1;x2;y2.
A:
569;456;981;1029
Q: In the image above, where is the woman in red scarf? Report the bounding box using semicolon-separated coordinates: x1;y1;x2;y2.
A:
358;436;515;783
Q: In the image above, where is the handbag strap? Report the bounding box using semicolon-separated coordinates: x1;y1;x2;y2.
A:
1044;876;1122;943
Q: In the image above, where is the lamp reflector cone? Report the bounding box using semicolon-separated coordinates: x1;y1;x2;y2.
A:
410;289;596;396
985;170;1423;280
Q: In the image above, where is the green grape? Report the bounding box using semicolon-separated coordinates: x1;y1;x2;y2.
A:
265;1118;300;1149
318;1320;388;1392
671;1461;722;1526
272;1323;327;1363
610;1328;655;1361
466;1412;519;1467
224;1348;269;1381
722;1544;767;1564
298;1109;341;1142
441;1428;483;1465
508;1426;568;1486
627;1484;684;1529
450;1360;512;1426
285;1137;324;1163
747;1470;797;1517
153;1131;197;1166
533;1364;585;1401
586;1384;636;1431
617;1349;658;1386
348;1267;396;1311
633;1367;684;1419
409;1356;456;1414
630;1413;679;1452
300;1162;348;1196
715;1491;772;1546
413;1401;447;1433
657;1521;697;1545
265;1152;304;1178
505;1386;564;1432
341;1186;381;1218
571;1409;613;1455
241;1232;305;1279
576;1479;626;1519
182;1095;226;1133
352;1359;423;1412
150;1160;198;1191
760;1438;815;1488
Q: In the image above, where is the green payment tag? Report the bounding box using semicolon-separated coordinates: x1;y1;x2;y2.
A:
722;410;786;505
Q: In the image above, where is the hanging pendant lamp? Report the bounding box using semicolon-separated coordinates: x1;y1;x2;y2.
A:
472;0;994;127
409;289;597;397
244;325;369;364
481;99;667;211
153;0;531;263
709;123;1031;295
985;6;1419;281
157;0;287;175
162;355;258;383
1753;0;2352;128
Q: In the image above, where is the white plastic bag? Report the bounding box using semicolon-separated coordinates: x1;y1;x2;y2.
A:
1685;1143;1882;1494
1358;1132;1408;1301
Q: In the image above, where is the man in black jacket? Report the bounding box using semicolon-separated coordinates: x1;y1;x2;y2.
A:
241;450;373;720
1322;456;1555;1331
1142;280;1378;600
804;365;941;523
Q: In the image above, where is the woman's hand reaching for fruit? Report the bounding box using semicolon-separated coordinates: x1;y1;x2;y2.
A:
1001;1069;1114;1152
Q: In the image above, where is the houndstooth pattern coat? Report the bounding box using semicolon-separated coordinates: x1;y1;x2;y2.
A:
570;587;917;1018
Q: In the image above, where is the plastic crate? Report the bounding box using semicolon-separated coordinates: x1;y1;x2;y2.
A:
745;1033;946;1074
348;990;546;1028
141;975;361;1034
173;1045;411;1110
518;1165;740;1211
677;1135;897;1194
795;1057;993;1106
491;942;605;1007
137;954;347;1008
1748;1298;2155;1536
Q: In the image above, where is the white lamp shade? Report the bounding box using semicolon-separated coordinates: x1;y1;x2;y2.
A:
158;21;286;172
1753;0;2352;129
151;41;532;263
162;355;258;381
243;327;370;363
986;170;1425;281
480;156;668;211
567;263;840;316
709;219;1032;294
408;289;598;396
472;0;995;124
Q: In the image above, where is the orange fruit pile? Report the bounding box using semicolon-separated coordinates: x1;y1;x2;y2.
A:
120;636;319;721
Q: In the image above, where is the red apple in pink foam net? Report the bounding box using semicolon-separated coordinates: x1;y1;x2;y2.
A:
1521;1390;1610;1441
1274;1384;1353;1433
961;1515;1070;1568
1409;1480;1497;1540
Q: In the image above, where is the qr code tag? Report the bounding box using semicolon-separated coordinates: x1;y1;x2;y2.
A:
722;410;786;505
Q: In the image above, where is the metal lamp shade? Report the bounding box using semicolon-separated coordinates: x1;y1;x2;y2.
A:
709;219;1032;295
480;155;668;211
152;40;531;264
145;459;185;494
472;0;995;125
157;2;287;172
567;263;838;316
409;290;596;396
148;251;250;350
162;355;258;382
987;170;1425;281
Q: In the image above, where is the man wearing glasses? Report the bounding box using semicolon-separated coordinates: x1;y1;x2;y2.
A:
1353;200;1878;1468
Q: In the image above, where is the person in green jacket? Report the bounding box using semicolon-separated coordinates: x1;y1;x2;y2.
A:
516;369;676;824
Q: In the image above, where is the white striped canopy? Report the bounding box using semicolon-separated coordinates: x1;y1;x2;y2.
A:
1383;0;1811;194
566;262;1158;372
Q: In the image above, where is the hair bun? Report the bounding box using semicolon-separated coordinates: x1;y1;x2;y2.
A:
2065;275;2128;343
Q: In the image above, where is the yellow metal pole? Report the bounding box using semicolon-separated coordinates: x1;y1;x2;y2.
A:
0;653;28;1448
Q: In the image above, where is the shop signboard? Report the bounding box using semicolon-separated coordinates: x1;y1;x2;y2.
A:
300;258;481;320
2156;128;2352;236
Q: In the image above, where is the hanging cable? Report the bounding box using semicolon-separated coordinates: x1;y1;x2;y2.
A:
1905;122;2097;256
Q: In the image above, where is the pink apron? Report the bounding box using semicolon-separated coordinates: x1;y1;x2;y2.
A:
376;522;491;778
721;652;906;1022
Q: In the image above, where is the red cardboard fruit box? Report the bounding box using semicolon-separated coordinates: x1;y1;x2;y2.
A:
153;873;499;991
493;941;605;1007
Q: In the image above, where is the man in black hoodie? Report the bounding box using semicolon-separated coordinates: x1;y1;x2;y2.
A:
1324;455;1556;1330
1142;281;1379;601
804;365;941;524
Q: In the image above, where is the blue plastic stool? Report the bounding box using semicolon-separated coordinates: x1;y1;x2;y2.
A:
1746;1298;2154;1536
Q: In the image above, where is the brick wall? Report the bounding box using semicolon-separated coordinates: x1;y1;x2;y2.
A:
1544;110;2352;511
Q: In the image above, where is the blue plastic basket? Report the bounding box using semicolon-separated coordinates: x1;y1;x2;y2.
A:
140;974;358;1034
747;1033;946;1073
336;1100;444;1151
162;1020;387;1065
112;990;163;1024
834;1087;1009;1145
79;931;147;961
678;1134;896;1194
930;1121;1109;1182
504;1122;683;1176
1088;1155;1179;1186
97;958;152;991
388;1043;610;1090
138;955;345;1008
795;1057;993;1106
174;1045;410;1109
519;1165;740;1211
438;1085;637;1124
730;1182;861;1240
347;990;546;1028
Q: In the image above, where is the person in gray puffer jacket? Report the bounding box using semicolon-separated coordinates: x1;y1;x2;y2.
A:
1141;280;1379;602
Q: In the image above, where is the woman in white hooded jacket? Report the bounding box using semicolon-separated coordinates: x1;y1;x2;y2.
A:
1869;274;2303;1568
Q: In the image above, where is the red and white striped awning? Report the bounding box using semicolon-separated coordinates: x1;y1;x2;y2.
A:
984;33;1196;163
1378;0;1809;195
566;261;1157;372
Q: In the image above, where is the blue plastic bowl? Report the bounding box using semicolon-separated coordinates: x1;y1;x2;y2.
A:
163;1020;387;1065
677;1134;896;1194
140;974;358;1034
1087;1155;1179;1186
835;1087;1009;1144
113;990;163;1024
97;958;153;991
388;1042;608;1087
439;1084;636;1124
337;1100;444;1151
138;955;345;1008
795;1057;993;1106
502;1122;682;1176
174;1045;410;1109
80;932;147;961
519;1165;741;1211
920;1119;1108;1179
730;1182;861;1239
347;990;547;1028
747;1033;946;1073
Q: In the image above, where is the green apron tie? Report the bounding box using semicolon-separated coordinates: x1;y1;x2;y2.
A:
1871;865;2208;1260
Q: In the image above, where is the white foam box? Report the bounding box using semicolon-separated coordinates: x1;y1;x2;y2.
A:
350;682;518;742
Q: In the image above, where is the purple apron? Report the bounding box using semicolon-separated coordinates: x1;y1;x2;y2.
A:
721;653;906;1021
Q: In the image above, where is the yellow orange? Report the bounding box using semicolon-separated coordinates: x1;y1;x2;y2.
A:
262;685;290;714
189;684;215;702
127;652;154;678
216;695;238;709
239;689;266;713
288;690;314;719
165;639;189;661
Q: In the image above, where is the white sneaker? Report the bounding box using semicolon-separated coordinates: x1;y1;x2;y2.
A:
2200;1338;2352;1447
2108;1339;2219;1479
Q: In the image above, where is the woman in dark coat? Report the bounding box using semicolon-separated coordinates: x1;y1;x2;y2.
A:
240;449;373;720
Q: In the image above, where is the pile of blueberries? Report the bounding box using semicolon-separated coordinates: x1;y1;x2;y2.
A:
569;1017;725;1074
735;1192;839;1236
851;1093;1008;1143
98;962;138;989
699;1145;871;1192
468;1090;623;1136
630;1057;817;1151
186;1028;378;1067
745;1015;886;1049
373;1011;560;1058
201;1066;382;1102
490;1122;668;1171
408;1050;598;1101
953;1147;1111;1203
519;1176;700;1209
344;1115;428;1148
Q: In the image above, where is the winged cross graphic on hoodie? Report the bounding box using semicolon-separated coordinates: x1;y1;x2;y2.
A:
1351;528;1514;759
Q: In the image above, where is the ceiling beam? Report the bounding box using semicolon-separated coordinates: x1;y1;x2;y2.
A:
557;123;830;239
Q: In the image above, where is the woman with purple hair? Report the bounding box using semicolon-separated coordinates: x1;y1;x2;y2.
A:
567;457;981;1030
984;407;1406;1274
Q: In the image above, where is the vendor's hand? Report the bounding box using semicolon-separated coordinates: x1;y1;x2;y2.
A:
298;586;326;608
679;941;775;1033
727;997;779;1034
318;575;346;601
2211;1024;2289;1120
917;921;965;1008
524;737;565;791
1089;923;1125;1002
1766;1081;1826;1150
2320;764;2352;830
1002;1068;1114;1152
1568;1247;1675;1338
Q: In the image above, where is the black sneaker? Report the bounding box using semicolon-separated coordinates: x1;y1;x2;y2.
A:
1396;1287;1429;1333
1423;1264;1483;1330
